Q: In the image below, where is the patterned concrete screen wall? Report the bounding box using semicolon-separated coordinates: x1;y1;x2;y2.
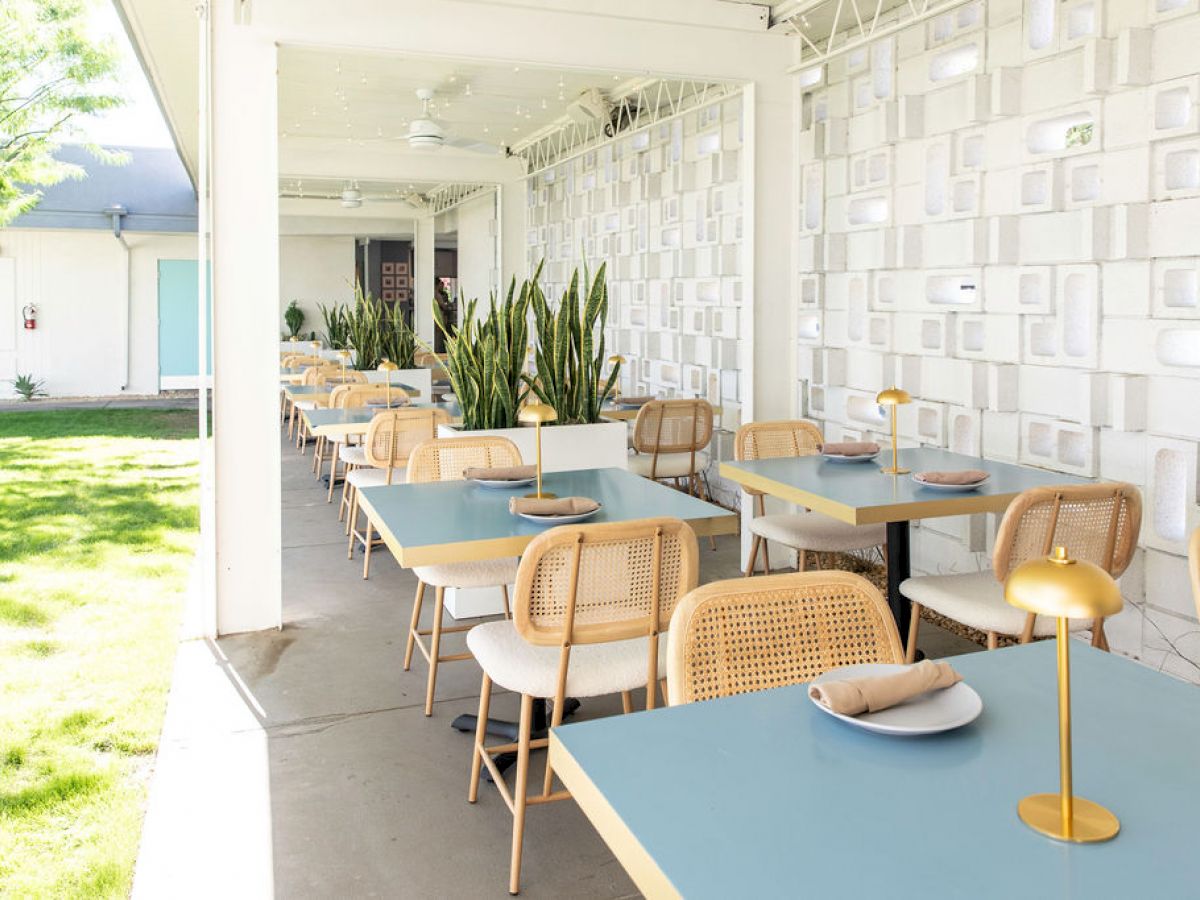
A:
794;1;1200;681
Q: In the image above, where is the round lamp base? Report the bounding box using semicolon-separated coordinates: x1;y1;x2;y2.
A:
523;492;558;500
1017;794;1120;843
881;467;910;475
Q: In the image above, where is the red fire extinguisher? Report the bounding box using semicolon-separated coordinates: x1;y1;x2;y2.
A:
22;303;36;330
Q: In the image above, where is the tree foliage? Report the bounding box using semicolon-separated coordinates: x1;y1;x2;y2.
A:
1;0;124;226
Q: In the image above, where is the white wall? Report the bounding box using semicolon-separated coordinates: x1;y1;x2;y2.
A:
278;235;355;336
794;0;1200;680
456;191;499;303
0;228;195;397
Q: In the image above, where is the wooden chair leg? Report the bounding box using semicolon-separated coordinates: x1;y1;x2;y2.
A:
326;444;341;503
905;602;921;664
797;549;807;572
346;492;359;559
1019;612;1037;644
509;693;534;896
468;673;493;803
743;535;761;578
1091;617;1109;651
340;480;354;529
311;435;323;474
762;541;771;575
501;584;511;620
621;691;633;714
362;515;374;579
424;587;446;716
403;581;426;671
986;631;999;650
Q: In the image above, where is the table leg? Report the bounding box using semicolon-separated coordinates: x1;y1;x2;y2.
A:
452;698;580;777
885;520;911;637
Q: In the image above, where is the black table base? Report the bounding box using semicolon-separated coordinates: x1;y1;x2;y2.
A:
885;520;912;638
452;698;581;780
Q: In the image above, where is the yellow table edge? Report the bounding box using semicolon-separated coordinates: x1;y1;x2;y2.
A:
719;462;1022;525
356;487;737;568
548;731;682;900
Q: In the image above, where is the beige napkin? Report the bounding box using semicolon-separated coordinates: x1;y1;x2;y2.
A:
808;660;962;716
615;396;654;406
914;469;988;486
509;496;600;516
464;465;536;481
819;441;881;457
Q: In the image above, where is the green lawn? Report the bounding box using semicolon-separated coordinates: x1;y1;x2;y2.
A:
0;409;200;897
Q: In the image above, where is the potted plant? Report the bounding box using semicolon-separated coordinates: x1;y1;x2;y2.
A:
434;261;627;472
283;300;305;339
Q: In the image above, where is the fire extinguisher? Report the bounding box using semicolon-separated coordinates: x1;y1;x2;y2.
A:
22;303;37;330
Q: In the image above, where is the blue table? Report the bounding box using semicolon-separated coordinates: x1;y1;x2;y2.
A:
357;467;737;568
551;642;1199;898
721;448;1091;633
301;403;457;438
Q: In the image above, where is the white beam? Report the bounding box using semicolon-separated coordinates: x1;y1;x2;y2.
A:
414;217;436;345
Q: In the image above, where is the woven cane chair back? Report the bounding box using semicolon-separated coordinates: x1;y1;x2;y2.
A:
406;435;523;485
332;384;405;410
632;400;713;456
734;420;824;497
300;365;339;386
992;483;1142;581
666;571;904;706
362;408;451;474
314;370;368;388
1190;527;1200;623
514;518;699;648
284;354;324;367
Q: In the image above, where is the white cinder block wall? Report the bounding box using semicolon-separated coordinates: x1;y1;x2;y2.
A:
525;92;752;436
795;0;1200;681
278;235;356;335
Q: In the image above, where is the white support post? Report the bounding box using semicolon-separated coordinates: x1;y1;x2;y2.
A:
414;216;436;345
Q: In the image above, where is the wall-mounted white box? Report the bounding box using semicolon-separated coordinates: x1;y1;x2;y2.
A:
1153;258;1200;317
1153;137;1200;200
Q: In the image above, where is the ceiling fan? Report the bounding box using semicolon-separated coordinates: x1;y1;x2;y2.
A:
278;181;433;210
405;88;504;155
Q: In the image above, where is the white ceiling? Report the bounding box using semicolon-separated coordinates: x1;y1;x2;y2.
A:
277;47;644;155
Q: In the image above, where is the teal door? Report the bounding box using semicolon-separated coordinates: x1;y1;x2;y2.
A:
158;259;212;383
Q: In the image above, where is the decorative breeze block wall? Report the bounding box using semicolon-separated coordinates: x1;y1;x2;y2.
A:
795;0;1200;681
525;92;750;434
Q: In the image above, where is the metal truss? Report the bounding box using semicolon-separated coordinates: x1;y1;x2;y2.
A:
776;0;978;70
425;182;494;215
512;79;741;175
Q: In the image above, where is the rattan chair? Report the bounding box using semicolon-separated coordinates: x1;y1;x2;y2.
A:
629;399;714;495
466;517;700;895
400;435;526;716
901;482;1142;661
666;571;904;706
1188;526;1200;624
326;385;409;503
292;365;343;449
346;408;451;578
735;420;886;576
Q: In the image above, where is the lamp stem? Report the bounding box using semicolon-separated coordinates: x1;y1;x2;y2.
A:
891;407;898;471
535;421;543;499
1056;615;1074;839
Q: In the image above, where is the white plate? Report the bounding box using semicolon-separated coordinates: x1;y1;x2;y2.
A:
810;663;982;736
471;477;536;490
911;473;990;492
517;505;603;526
821;451;880;463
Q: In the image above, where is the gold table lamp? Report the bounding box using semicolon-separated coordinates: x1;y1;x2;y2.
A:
518;403;557;499
379;359;398;408
1005;546;1124;843
875;386;911;475
310;339;322;354
337;349;351;383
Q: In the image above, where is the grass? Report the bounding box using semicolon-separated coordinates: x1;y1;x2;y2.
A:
0;409;200;898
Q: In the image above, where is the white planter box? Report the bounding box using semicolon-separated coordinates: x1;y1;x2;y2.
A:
437;420;629;472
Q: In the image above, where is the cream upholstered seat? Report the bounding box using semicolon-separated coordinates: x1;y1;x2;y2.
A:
320;384;406;499
467;517;699;895
468;624;670;699
627;450;710;479
666;571;904;706
339;444;367;465
346;408;451;578
736;420;886;576
413;557;519;589
402;435;525;717
900;482;1142;660
345;466;401;489
749;512;885;552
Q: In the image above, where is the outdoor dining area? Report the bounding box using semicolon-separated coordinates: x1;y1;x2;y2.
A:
275;291;1200;897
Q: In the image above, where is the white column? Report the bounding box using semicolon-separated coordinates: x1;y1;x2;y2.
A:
413;216;435;345
210;0;281;634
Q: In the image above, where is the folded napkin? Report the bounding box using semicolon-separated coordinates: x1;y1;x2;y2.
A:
464;465;536;482
509;496;600;516
615;396;655;406
808;660;962;717
819;441;880;457
914;469;988;486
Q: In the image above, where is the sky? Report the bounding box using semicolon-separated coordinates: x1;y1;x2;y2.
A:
69;0;175;149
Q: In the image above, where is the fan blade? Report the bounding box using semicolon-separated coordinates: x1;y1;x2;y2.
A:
447;135;504;155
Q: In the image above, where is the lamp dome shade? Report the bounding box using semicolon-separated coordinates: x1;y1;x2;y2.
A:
875;386;911;405
1005;547;1123;619
518;403;557;425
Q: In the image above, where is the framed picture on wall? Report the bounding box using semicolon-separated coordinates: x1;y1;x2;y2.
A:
383;275;395;288
396;262;409;275
382;262;395;274
382;289;396;301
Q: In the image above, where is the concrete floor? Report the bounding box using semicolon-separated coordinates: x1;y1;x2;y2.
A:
133;432;977;898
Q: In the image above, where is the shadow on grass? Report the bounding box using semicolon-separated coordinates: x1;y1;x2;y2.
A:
0;409;202;441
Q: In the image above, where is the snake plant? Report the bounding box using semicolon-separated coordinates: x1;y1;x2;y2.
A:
525;261;620;425
318;301;350;350
435;273;533;430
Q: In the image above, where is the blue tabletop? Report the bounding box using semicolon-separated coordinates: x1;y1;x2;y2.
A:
302;403;457;434
356;467;737;567
284;382;418;398
551;642;1199;898
721;448;1091;525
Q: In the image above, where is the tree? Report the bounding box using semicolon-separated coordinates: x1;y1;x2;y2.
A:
1;0;124;226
